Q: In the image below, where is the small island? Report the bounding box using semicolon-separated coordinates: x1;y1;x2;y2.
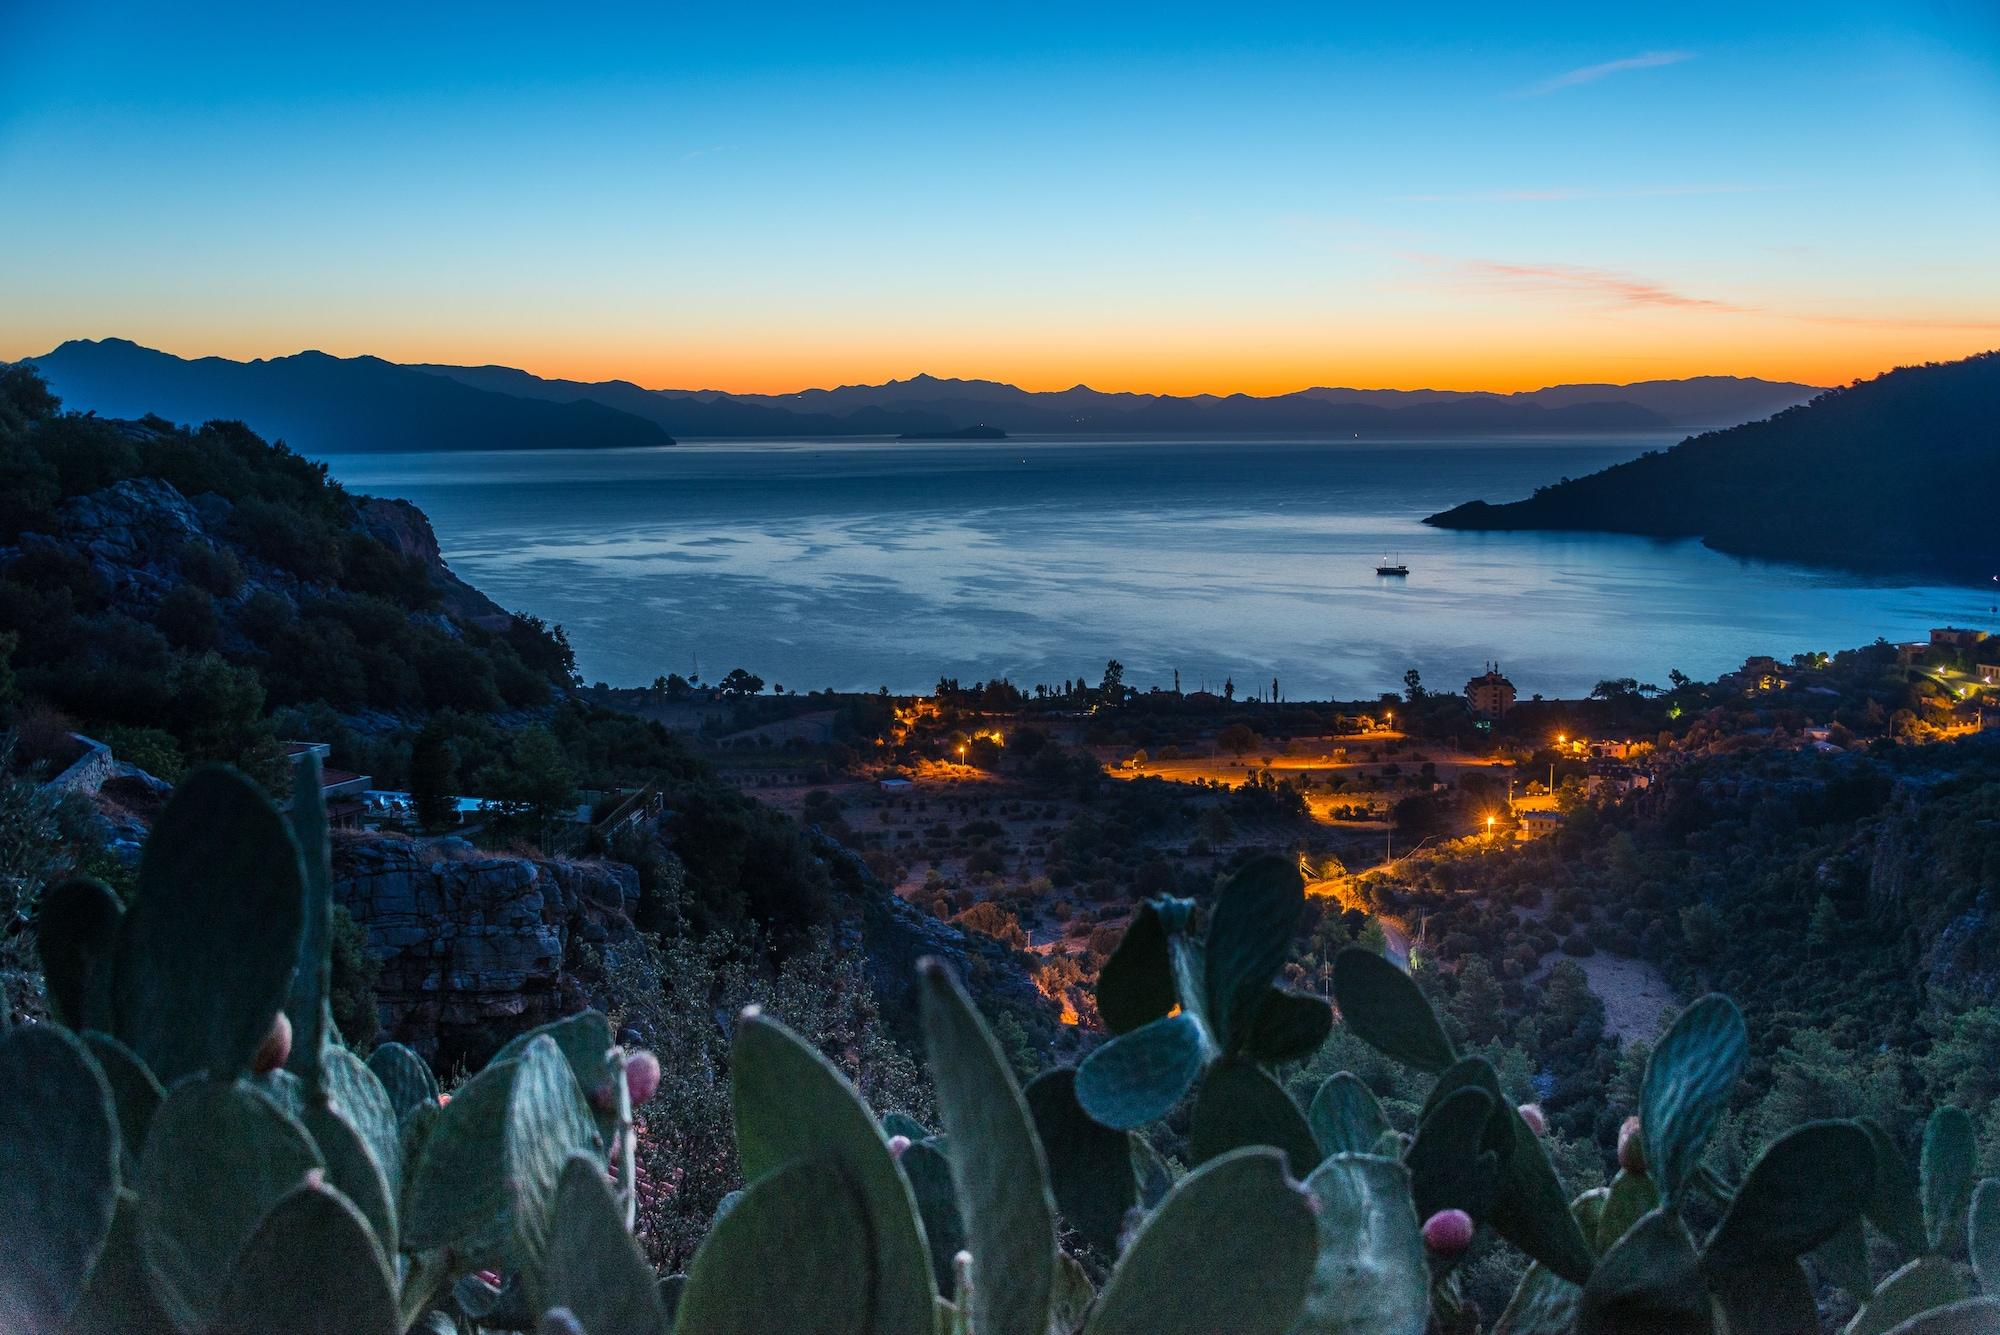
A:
896;423;1008;440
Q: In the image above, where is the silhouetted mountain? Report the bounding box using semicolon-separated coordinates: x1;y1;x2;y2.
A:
1425;352;2000;580
705;370;1817;434
20;338;1826;447
409;362;956;438
23;339;674;455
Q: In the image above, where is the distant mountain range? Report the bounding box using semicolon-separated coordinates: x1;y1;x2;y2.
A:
22;339;674;454
1426;350;2000;581
19;338;1823;455
700;371;1820;434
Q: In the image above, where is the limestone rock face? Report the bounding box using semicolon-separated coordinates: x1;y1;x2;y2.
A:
333;835;640;1064
45;477;211;602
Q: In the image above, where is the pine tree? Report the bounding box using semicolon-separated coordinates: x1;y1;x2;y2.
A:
409;721;459;833
1807;894;1841;956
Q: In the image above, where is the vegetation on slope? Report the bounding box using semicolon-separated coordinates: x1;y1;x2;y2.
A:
1426;350;2000;579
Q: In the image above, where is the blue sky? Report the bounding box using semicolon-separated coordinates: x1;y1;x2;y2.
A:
3;1;1996;392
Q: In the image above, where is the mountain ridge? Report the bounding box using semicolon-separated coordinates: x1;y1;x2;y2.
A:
22;337;1825;448
1423;350;2000;581
23;338;677;456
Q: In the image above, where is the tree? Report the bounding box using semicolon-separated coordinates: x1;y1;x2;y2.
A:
409;720;459;833
1591;678;1641;701
1223;677;1235;702
1216;722;1259;757
1806;894;1840;956
719;667;764;698
1098;659;1125;703
487;726;577;850
164;652;281;785
1403;668;1426;703
1668;668;1692;691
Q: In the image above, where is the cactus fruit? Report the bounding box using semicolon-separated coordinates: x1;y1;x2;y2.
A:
252;1011;292;1074
887;1132;913;1158
1517;1103;1547;1137
1617;1116;1646;1175
1423;1208;1475;1256
624;1049;661;1106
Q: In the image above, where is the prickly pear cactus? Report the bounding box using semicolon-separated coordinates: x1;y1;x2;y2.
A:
5;754;1995;1335
1;761;660;1335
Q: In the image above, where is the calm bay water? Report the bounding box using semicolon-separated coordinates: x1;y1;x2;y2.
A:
323;435;1993;701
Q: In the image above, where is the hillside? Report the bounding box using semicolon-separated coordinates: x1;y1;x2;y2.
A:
0;364;589;783
23;338;675;455
1425;351;2000;580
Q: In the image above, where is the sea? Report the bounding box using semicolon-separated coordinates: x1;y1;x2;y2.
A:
321;434;1996;701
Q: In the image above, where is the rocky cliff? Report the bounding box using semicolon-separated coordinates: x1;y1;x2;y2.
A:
333;833;643;1065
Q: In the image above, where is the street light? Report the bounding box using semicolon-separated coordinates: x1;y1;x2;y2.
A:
1486;814;1496;839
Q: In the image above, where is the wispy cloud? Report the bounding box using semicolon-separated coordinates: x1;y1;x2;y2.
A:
1450;258;1748;311
1392;183;1771;204
680;144;736;162
1521;50;1694;97
1407;252;2000;330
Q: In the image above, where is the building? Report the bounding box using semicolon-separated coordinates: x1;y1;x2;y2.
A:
1516;809;1565;841
1930;627;1991;649
284;741;372;827
1725;655;1788;693
1464;663;1517;720
1586;760;1650;797
1977;663;2000;686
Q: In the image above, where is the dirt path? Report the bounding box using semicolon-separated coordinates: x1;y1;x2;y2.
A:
1571;952;1676;1044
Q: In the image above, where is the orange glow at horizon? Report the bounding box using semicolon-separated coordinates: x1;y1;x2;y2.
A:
16;315;1999;400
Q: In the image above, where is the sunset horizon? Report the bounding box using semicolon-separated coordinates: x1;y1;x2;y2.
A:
19;328;2000;400
7;4;1997;398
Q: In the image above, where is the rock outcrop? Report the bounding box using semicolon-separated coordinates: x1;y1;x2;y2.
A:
333;834;642;1065
354;495;512;629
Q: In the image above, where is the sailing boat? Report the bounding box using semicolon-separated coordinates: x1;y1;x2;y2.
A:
1375;553;1409;576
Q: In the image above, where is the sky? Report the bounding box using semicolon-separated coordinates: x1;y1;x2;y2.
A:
3;2;1998;395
